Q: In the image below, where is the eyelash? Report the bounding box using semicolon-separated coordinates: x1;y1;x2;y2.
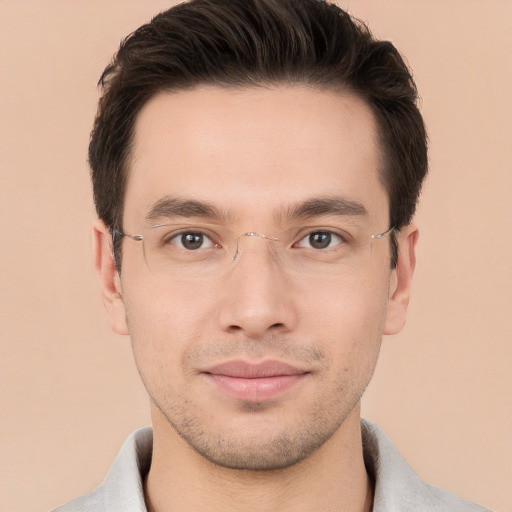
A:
166;231;218;250
294;230;346;250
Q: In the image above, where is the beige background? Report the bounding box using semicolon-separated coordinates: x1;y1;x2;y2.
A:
0;1;510;511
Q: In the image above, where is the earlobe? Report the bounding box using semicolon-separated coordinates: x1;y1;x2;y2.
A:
92;219;130;335
383;224;418;335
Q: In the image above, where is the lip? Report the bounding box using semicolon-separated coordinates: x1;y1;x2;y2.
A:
202;360;309;402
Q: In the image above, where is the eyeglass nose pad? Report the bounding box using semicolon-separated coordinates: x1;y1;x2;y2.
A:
232;232;280;262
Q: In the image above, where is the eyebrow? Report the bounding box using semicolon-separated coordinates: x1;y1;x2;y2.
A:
282;196;368;222
145;195;368;225
145;196;232;223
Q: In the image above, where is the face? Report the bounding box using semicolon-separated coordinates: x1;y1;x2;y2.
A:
95;86;416;470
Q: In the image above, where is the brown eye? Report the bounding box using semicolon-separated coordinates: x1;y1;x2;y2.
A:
181;233;204;250
170;232;214;250
294;230;344;251
308;232;332;249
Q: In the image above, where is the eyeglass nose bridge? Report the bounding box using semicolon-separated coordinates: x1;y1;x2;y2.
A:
232;232;280;262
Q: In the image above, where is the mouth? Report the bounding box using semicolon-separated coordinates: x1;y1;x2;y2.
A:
202;360;309;402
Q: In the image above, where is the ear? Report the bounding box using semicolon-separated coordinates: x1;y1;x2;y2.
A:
92;219;130;335
383;223;418;335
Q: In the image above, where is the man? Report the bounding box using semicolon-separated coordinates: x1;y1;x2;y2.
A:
55;0;489;510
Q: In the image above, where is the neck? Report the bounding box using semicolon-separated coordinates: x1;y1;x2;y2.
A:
144;404;373;512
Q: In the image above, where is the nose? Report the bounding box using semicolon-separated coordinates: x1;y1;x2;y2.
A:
217;235;298;338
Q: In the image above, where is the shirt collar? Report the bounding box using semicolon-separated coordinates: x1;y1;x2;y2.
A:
77;420;486;512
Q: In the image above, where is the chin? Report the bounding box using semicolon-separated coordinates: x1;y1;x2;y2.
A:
159;401;351;471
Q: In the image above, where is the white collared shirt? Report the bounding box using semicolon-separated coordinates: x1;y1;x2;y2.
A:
53;420;490;512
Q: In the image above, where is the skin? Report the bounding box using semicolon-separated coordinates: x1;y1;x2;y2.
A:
94;86;417;512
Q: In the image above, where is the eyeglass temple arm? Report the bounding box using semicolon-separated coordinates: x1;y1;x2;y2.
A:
111;229;143;242
370;226;397;240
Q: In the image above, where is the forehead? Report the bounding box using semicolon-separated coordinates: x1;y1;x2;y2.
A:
125;86;387;227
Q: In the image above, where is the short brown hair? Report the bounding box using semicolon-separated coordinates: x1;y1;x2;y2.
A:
89;0;428;268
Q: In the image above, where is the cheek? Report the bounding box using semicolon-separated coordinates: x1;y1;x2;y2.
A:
305;270;390;327
301;271;389;363
121;278;216;378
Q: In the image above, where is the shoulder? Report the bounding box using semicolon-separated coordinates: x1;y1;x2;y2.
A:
51;427;153;512
361;419;491;512
52;490;104;512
